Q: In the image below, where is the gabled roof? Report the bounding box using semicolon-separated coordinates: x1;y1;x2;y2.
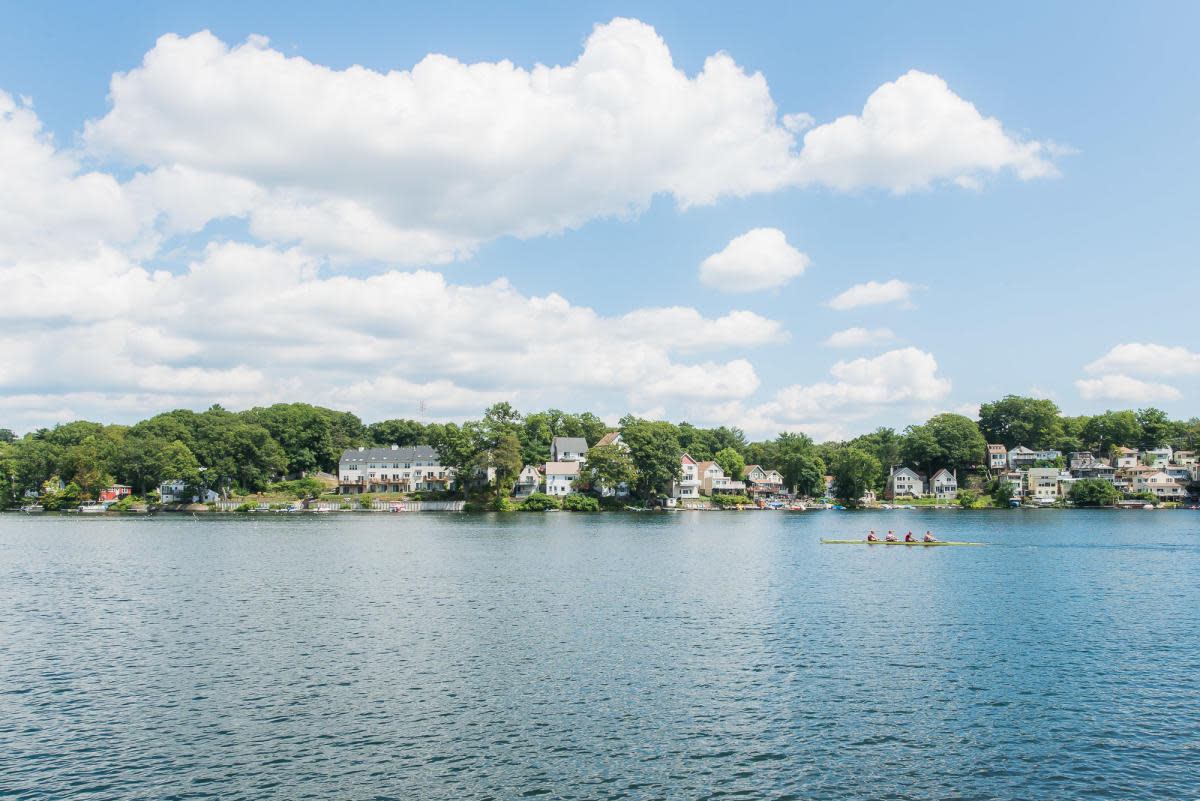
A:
987;443;1007;452
595;431;621;447
696;460;721;476
1010;445;1036;455
680;453;697;465
931;468;954;481
890;466;922;479
551;436;589;453
545;461;580;476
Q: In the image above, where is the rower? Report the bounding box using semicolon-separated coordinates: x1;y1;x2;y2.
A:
905;531;916;542
885;530;898;542
867;530;879;542
923;530;938;542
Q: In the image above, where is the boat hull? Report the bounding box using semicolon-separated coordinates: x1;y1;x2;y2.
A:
820;539;984;546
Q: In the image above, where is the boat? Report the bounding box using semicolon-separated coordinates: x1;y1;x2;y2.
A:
820;539;985;546
20;504;44;513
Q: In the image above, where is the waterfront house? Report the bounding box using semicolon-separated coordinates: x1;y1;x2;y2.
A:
98;484;132;503
1026;467;1061;501
544;461;580;496
514;465;542;498
338;445;456;494
1008;446;1037;469
159;480;219;504
1034;449;1062;464
743;464;784;499
671;454;702;500
986;444;1008;472
1132;470;1186;501
1171;450;1196;467
1069;453;1116;483
929;469;958;500
550;437;589;463
999;470;1025;500
588;432;630;497
695;461;745;496
885;466;925;499
594;431;622;449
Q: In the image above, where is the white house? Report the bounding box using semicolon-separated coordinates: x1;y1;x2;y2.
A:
929;468;958;500
671;454;702;500
544;461;580;495
1034;449;1062;463
999;471;1024;500
1133;470;1186;501
744;464;785;499
1171;450;1196;467
886;466;925;499
1008;446;1038;469
986;444;1008;472
696;461;745;496
550;437;589;463
588;432;630;497
158;480;219;504
338;445;455;494
514;465;541;498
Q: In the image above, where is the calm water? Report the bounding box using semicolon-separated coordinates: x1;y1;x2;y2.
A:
1;509;1198;800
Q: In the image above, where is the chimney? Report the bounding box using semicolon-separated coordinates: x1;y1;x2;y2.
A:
358;446;364;452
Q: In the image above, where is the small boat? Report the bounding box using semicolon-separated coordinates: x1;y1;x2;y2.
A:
820;539;985;546
20;504;44;513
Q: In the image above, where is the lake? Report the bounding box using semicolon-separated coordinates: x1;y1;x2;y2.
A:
1;509;1198;800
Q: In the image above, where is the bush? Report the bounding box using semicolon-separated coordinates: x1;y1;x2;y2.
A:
562;494;600;511
234;502;254;513
990;482;1015;507
519;492;561;511
491;496;518;512
711;493;751;507
957;489;979;509
1125;491;1157;504
1069;479;1121;507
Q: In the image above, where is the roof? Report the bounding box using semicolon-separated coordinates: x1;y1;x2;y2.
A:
544;461;580;476
1010;445;1036;454
931;468;954;480
551;436;589;453
595;431;621;447
680;453;697;465
340;445;439;463
987;444;1007;452
696;460;719;475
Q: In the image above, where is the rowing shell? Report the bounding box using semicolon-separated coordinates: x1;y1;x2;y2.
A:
820;539;985;546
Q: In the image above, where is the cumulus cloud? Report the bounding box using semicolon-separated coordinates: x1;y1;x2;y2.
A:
73;22;1057;265
698;228;810;291
824;327;896;347
1084;343;1200;378
828;279;918;310
1075;375;1182;404
792;70;1057;193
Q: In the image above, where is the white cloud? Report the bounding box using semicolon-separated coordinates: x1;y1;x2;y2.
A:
828;279;918;310
1075;375;1182;404
792;70;1057;193
72;23;1056;265
699;228;810;291
824;327;896;347
1084;343;1200;378
752;347;951;424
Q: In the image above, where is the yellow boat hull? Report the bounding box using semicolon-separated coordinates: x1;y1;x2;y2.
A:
820;539;984;546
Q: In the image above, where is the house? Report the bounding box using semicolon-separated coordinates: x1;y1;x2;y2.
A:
1069;453;1116;483
1112;446;1139;469
824;475;835;498
593;431;622;448
338;445;455;494
929;469;958;500
159;480;219;504
1163;466;1191;483
1144;446;1173;468
1033;449;1062;464
588;432;630;497
1171;450;1196;467
696;461;745;496
550;437;589;463
986;444;1008;472
885;466;925;499
1133;470;1186;501
98;484;132;503
671;454;702;500
544;461;580;495
1025;467;1061;501
743;464;785;499
514;465;542;498
999;471;1025;500
1008;446;1038;469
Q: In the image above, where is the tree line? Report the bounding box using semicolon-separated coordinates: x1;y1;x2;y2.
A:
2;396;1197;508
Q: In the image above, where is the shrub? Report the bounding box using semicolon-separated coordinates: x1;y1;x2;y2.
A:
711;493;751;507
492;496;518;512
562;494;600;512
234;502;254;513
519;492;561;511
1069;479;1121;507
957;489;979;508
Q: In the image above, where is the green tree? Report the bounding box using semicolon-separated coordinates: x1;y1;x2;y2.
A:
427;422;482;499
1081;410;1141;452
990;481;1015;507
0;428;16;443
782;453;826;498
830;447;881;505
902;414;986;476
584;443;636;497
957;489;979;508
366;418;427;448
978;395;1064;449
714;447;745;481
621;419;682;499
1068;478;1121;506
1137;408;1171;449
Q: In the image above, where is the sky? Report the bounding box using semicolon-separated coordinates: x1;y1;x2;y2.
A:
2;1;1198;440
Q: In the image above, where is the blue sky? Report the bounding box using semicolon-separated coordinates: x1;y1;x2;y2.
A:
1;1;1197;438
